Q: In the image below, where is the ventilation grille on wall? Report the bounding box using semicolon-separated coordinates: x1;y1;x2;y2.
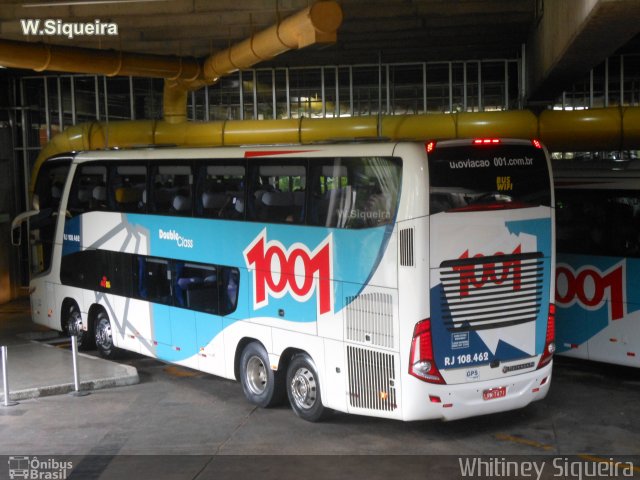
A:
345;292;394;348
399;227;414;266
347;345;397;411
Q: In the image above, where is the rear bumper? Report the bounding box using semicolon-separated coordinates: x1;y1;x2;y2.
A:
401;362;552;421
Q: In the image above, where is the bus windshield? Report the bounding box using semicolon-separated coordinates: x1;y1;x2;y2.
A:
31;157;72;274
429;144;551;214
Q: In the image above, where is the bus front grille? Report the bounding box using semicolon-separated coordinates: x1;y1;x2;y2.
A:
438;251;544;332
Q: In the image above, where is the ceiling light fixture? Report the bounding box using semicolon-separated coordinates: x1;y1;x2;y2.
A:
23;0;169;7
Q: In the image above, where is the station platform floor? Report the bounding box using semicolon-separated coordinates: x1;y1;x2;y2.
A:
0;297;640;479
0;297;138;403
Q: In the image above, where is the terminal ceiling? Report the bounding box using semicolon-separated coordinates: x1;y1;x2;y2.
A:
0;0;640;101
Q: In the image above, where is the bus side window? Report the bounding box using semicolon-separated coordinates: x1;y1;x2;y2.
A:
219;267;240;316
68;164;108;215
248;162;306;224
136;257;171;305
196;163;246;220
150;164;193;216
111;164;147;213
174;263;219;314
309;158;400;229
557;190;640;258
607;195;640;257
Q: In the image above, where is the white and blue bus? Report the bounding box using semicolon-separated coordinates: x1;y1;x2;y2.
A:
14;139;555;421
554;160;640;367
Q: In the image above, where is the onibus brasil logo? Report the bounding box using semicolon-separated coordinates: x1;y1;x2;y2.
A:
8;456;73;479
244;229;333;316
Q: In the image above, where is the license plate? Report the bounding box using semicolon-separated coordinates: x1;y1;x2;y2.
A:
482;386;507;401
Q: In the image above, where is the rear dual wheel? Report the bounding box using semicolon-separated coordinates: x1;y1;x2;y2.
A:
94;310;118;359
286;354;328;422
63;302;94;350
239;344;328;422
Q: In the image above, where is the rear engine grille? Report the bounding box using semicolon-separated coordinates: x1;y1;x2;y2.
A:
439;251;544;332
347;346;397;411
345;292;394;348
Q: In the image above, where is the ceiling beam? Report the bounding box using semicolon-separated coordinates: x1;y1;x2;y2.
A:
526;0;640;102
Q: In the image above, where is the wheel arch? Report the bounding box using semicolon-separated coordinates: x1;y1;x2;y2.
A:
233;337;261;381
277;346;306;376
234;339;308;382
60;297;80;332
87;303;107;331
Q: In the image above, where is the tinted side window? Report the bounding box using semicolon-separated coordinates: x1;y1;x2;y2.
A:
150;164;193;215
309;157;401;228
60;249;132;297
556;189;640;257
31;158;71;274
173;262;218;312
196;163;245;220
61;249;240;316
248;162;307;224
135;257;171;304
68;164;108;215
33;158;71;212
110;164;147;213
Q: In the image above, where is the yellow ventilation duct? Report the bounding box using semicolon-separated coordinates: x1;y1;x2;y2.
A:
0;38;202;81
29;106;640;193
164;0;343;124
201;1;342;83
0;1;343;124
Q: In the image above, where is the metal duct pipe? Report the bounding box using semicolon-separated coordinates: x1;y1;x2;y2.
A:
30;106;640;193
0;38;202;81
164;0;342;124
201;1;342;82
0;1;343;124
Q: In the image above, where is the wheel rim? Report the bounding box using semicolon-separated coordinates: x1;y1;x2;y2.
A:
96;317;112;351
290;367;317;410
68;309;83;337
245;355;268;395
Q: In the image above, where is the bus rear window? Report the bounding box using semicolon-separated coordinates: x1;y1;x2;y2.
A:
429;145;551;214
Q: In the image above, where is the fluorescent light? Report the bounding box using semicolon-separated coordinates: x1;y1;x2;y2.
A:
23;0;169;7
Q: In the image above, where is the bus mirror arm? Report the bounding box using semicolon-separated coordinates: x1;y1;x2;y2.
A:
10;209;40;247
50;210;70;218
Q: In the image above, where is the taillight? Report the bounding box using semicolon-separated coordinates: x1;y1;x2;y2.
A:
425;141;436;153
409;319;445;384
532;139;543;149
473;138;500;145
538;304;556;368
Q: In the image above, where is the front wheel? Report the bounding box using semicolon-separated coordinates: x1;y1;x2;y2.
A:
239;342;285;408
94;310;118;359
286;354;328;422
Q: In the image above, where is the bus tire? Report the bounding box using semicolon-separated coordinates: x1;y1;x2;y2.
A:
239;342;284;408
64;302;94;350
94;310;118;359
286;353;328;422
